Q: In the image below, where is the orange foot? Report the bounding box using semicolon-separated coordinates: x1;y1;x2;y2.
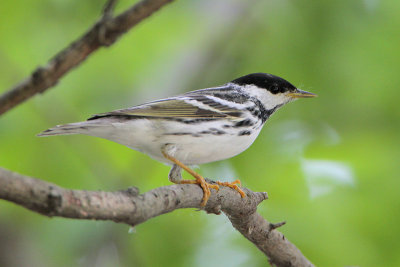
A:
216;179;246;198
178;177;220;206
162;151;219;206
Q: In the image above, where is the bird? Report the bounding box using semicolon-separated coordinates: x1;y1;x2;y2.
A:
38;73;316;206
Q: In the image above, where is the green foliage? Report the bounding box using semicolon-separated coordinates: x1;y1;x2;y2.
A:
1;0;400;266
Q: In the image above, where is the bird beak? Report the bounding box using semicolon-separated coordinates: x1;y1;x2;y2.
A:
288;89;317;98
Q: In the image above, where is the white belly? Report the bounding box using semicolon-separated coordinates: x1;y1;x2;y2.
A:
85;119;262;165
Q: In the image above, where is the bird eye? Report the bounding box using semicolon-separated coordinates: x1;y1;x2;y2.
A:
270;84;279;94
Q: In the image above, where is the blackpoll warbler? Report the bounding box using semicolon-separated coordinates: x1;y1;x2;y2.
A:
39;73;316;206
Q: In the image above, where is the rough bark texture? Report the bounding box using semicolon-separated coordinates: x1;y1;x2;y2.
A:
0;0;174;116
0;168;314;267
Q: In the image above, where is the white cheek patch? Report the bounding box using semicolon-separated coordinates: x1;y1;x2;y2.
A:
242;85;290;110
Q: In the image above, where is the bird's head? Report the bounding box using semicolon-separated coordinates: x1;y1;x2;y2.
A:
231;73;316;110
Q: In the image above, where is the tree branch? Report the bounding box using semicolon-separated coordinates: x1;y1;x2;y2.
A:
1;1;315;266
0;167;314;267
0;0;173;116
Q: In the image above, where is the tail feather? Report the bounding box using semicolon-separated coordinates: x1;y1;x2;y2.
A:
37;121;103;137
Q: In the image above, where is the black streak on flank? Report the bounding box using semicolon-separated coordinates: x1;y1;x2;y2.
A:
234;119;254;128
165;132;192;136
214;130;225;135
246;106;261;119
200;129;226;135
238;130;251;136
165;132;201;137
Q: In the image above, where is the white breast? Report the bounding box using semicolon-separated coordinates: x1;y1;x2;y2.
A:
84;118;263;165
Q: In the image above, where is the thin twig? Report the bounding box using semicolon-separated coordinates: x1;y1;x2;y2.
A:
0;0;174;116
102;0;118;19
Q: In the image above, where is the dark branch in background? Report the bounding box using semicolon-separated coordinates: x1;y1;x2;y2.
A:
0;168;314;267
0;1;315;266
0;0;174;116
102;0;118;18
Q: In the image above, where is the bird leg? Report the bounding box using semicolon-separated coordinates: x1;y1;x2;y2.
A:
168;164;183;183
162;150;219;206
163;150;246;205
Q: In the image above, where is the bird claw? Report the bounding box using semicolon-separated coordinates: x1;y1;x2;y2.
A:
215;179;246;198
198;180;219;206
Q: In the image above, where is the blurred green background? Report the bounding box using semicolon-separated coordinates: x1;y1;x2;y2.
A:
1;0;400;266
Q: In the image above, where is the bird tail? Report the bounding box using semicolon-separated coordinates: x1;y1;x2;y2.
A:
37;121;103;137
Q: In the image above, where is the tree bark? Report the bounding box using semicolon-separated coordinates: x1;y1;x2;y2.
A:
0;167;314;267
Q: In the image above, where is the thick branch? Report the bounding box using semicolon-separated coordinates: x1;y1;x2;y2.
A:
0;0;173;116
0;167;314;267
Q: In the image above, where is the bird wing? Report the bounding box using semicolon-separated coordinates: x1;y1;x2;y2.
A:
88;94;243;121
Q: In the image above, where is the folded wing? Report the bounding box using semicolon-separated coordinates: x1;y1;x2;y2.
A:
88;96;243;121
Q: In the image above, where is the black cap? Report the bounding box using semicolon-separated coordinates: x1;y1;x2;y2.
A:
231;73;296;94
